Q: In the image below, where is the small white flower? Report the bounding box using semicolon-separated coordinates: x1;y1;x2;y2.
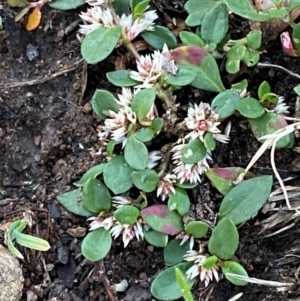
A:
175;232;194;250
87;216;114;231
171;142;211;184
79;6;116;35
112;196;133;208
147;150;163;169
270;96;289;115
185;102;229;143
184;250;219;287
157;174;176;201
130;44;177;88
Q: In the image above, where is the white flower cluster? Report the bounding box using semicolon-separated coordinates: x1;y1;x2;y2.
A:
97;88;156;151
184;250;219;287
130;44;178;88
79;0;158;40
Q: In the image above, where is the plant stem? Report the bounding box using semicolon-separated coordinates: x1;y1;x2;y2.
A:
158;152;171;178
125;42;141;61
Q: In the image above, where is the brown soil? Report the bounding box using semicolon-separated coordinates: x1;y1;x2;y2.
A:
1;1;300;300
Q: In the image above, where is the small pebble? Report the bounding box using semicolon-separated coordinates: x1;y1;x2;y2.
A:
26;44;39;61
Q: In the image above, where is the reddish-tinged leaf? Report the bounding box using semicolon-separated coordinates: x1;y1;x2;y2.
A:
141;205;183;235
206;167;254;196
26;7;41;31
170;46;208;65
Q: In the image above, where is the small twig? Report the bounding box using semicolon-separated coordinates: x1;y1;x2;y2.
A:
0;59;83;89
257;62;300;80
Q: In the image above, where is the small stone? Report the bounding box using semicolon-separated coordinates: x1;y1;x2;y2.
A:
0;127;4;138
34;136;41;146
66;227;87;238
82;103;92;114
26;44;39;61
0;245;24;300
72;82;81;91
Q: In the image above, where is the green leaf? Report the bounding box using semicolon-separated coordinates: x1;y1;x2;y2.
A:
206;167;252;196
164;239;190;266
226;59;241;74
152;118;164;132
91;89;118;120
191;54;225;92
113;0;130;15
136;128;155;142
249;112;294;148
81;26;121;64
222;261;248;286
180;31;205;47
185;0;220;27
144;229;168;247
82;178;111;213
258;81;271;100
227;43;246;60
106;70;139;87
232;79;248;93
75;164;106;187
133;0;149;16
211;90;240;119
175;268;195;301
242;49;260;67
57;189;93;217
219;176;273;225
141;25;177;49
125;135;148;170
6;232;24;259
82;228;112;261
151;263;196;300
168;187;191;216
294;84;300;96
201;3;229;44
7;0;26;7
132;169;159;192
131;88;156;121
208;217;239;260
246;30;262;50
141;205;183;235
203;255;218;269
290;0;300;11
167;63;199;86
103;156;133;194
204;132;216;151
114;205;140;224
182;139;207;164
236;97;265;118
223;0;283;21
175;182;198;189
292;23;300;50
14;232;50;251
184;221;208;238
106;140;116;157
48;0;85;9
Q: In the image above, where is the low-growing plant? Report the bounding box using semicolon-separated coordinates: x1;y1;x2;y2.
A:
48;0;300;299
5;218;50;259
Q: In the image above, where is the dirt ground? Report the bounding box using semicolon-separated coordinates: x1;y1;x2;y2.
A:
1;1;300;300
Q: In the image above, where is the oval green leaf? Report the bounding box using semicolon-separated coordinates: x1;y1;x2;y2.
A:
91;89;118;120
222;261;248;286
168;187;190;216
182;139;207;164
151;262;196;300
132;169;159;192
211;89;240;119
114;205;140;224
81;228;112;261
131;88;156;121
219;176;273;225
208;217;238;260
82;178;111;213
236;97;265;119
48;0;85;9
141;205;183;235
57;189;93;217
81;26;121;64
124;135;148;170
184;221;208;238
163;239;190;266
144;229;168;247
103;156;133;194
75;164;106;187
106;70;139;87
141;25;177;49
